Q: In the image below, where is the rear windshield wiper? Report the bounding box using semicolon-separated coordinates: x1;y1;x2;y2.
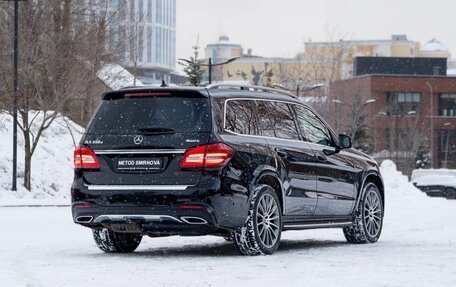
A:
137;127;176;135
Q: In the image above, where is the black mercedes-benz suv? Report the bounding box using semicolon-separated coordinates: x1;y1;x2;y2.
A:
72;84;384;255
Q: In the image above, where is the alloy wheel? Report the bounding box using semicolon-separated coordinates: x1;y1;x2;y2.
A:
363;189;383;238
256;193;280;248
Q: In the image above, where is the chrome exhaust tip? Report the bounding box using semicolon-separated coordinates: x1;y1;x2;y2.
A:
180;216;208;225
75;216;93;223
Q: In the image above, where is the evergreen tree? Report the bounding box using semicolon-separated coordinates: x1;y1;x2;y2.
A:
179;44;204;86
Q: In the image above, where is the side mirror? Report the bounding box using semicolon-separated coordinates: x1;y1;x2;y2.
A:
338;134;352;149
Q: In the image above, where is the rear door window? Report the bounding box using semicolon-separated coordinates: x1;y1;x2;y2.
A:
256;101;275;137
257;100;300;140
87;96;211;134
224;99;259;135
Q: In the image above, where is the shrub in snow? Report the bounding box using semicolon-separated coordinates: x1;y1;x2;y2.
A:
0;112;83;205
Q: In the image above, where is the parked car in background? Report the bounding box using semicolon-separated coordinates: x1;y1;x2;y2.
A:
411;169;456;199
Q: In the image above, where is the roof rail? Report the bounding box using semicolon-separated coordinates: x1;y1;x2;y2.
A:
206;83;299;99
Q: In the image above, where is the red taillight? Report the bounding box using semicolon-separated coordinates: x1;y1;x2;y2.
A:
74;146;100;169
179;204;205;211
73;203;92;209
179;143;233;170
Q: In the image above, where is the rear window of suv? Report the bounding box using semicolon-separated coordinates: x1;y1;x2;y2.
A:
87;96;211;134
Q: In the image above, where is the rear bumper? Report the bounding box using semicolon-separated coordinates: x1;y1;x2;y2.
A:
71;175;250;235
72;204;220;236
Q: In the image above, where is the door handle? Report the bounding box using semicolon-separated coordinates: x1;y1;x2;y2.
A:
317;154;327;162
275;148;288;157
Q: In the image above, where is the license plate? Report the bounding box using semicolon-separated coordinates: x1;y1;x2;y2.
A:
117;157;163;171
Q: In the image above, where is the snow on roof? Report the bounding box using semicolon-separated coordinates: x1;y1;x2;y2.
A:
413;175;456;188
97;64;143;90
300;96;327;103
421;39;449;52
447;69;456;76
209;80;251;85
411;168;456;181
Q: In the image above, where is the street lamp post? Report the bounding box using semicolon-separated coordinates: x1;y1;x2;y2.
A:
331;99;341;131
2;0;26;191
208;58;212;84
425;82;434;168
204;57;239;84
443;123;452;168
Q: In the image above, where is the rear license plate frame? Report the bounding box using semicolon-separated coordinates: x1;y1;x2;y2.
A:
116;157;164;171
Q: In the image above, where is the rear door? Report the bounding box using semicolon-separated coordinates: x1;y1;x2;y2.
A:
256;100;318;216
81;90;211;190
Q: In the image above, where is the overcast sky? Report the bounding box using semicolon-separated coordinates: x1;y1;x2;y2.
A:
176;0;455;61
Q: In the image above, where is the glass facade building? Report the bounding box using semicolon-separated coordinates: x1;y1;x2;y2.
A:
105;0;176;83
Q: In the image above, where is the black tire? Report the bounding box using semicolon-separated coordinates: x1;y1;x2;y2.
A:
92;228;142;253
343;182;383;244
223;233;234;242
444;188;456;200
233;185;282;255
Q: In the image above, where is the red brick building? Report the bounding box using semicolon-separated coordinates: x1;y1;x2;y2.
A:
329;75;456;171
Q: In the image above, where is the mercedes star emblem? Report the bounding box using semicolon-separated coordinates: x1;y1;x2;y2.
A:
133;135;144;145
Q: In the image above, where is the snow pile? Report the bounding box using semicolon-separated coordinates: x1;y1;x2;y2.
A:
0;111;84;205
97;64;144;90
378;159;451;238
380;160;416;194
380;159;427;204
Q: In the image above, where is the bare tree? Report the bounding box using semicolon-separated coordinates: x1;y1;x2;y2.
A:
272;26;351;92
345;93;374;153
120;0;148;86
303;25;352;84
0;0;119;190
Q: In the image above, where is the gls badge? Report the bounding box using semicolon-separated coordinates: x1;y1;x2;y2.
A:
133;135;144;145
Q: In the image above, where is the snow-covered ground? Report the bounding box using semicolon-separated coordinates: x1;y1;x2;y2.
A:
0;160;455;286
0;111;83;205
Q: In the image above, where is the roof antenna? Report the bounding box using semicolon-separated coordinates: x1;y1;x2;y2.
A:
160;79;168;87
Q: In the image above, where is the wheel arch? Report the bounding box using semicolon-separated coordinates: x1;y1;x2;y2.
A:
359;172;385;209
253;168;285;214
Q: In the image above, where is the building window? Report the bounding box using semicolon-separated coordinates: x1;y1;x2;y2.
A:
147;0;152;23
138;28;144;63
156;27;162;63
387;92;421;116
138;0;144;22
117;0;126;22
129;0;135;22
109;0;118;8
172;0;176;27
156;0;163;24
439;94;456;117
438;130;456;168
147;26;152;63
